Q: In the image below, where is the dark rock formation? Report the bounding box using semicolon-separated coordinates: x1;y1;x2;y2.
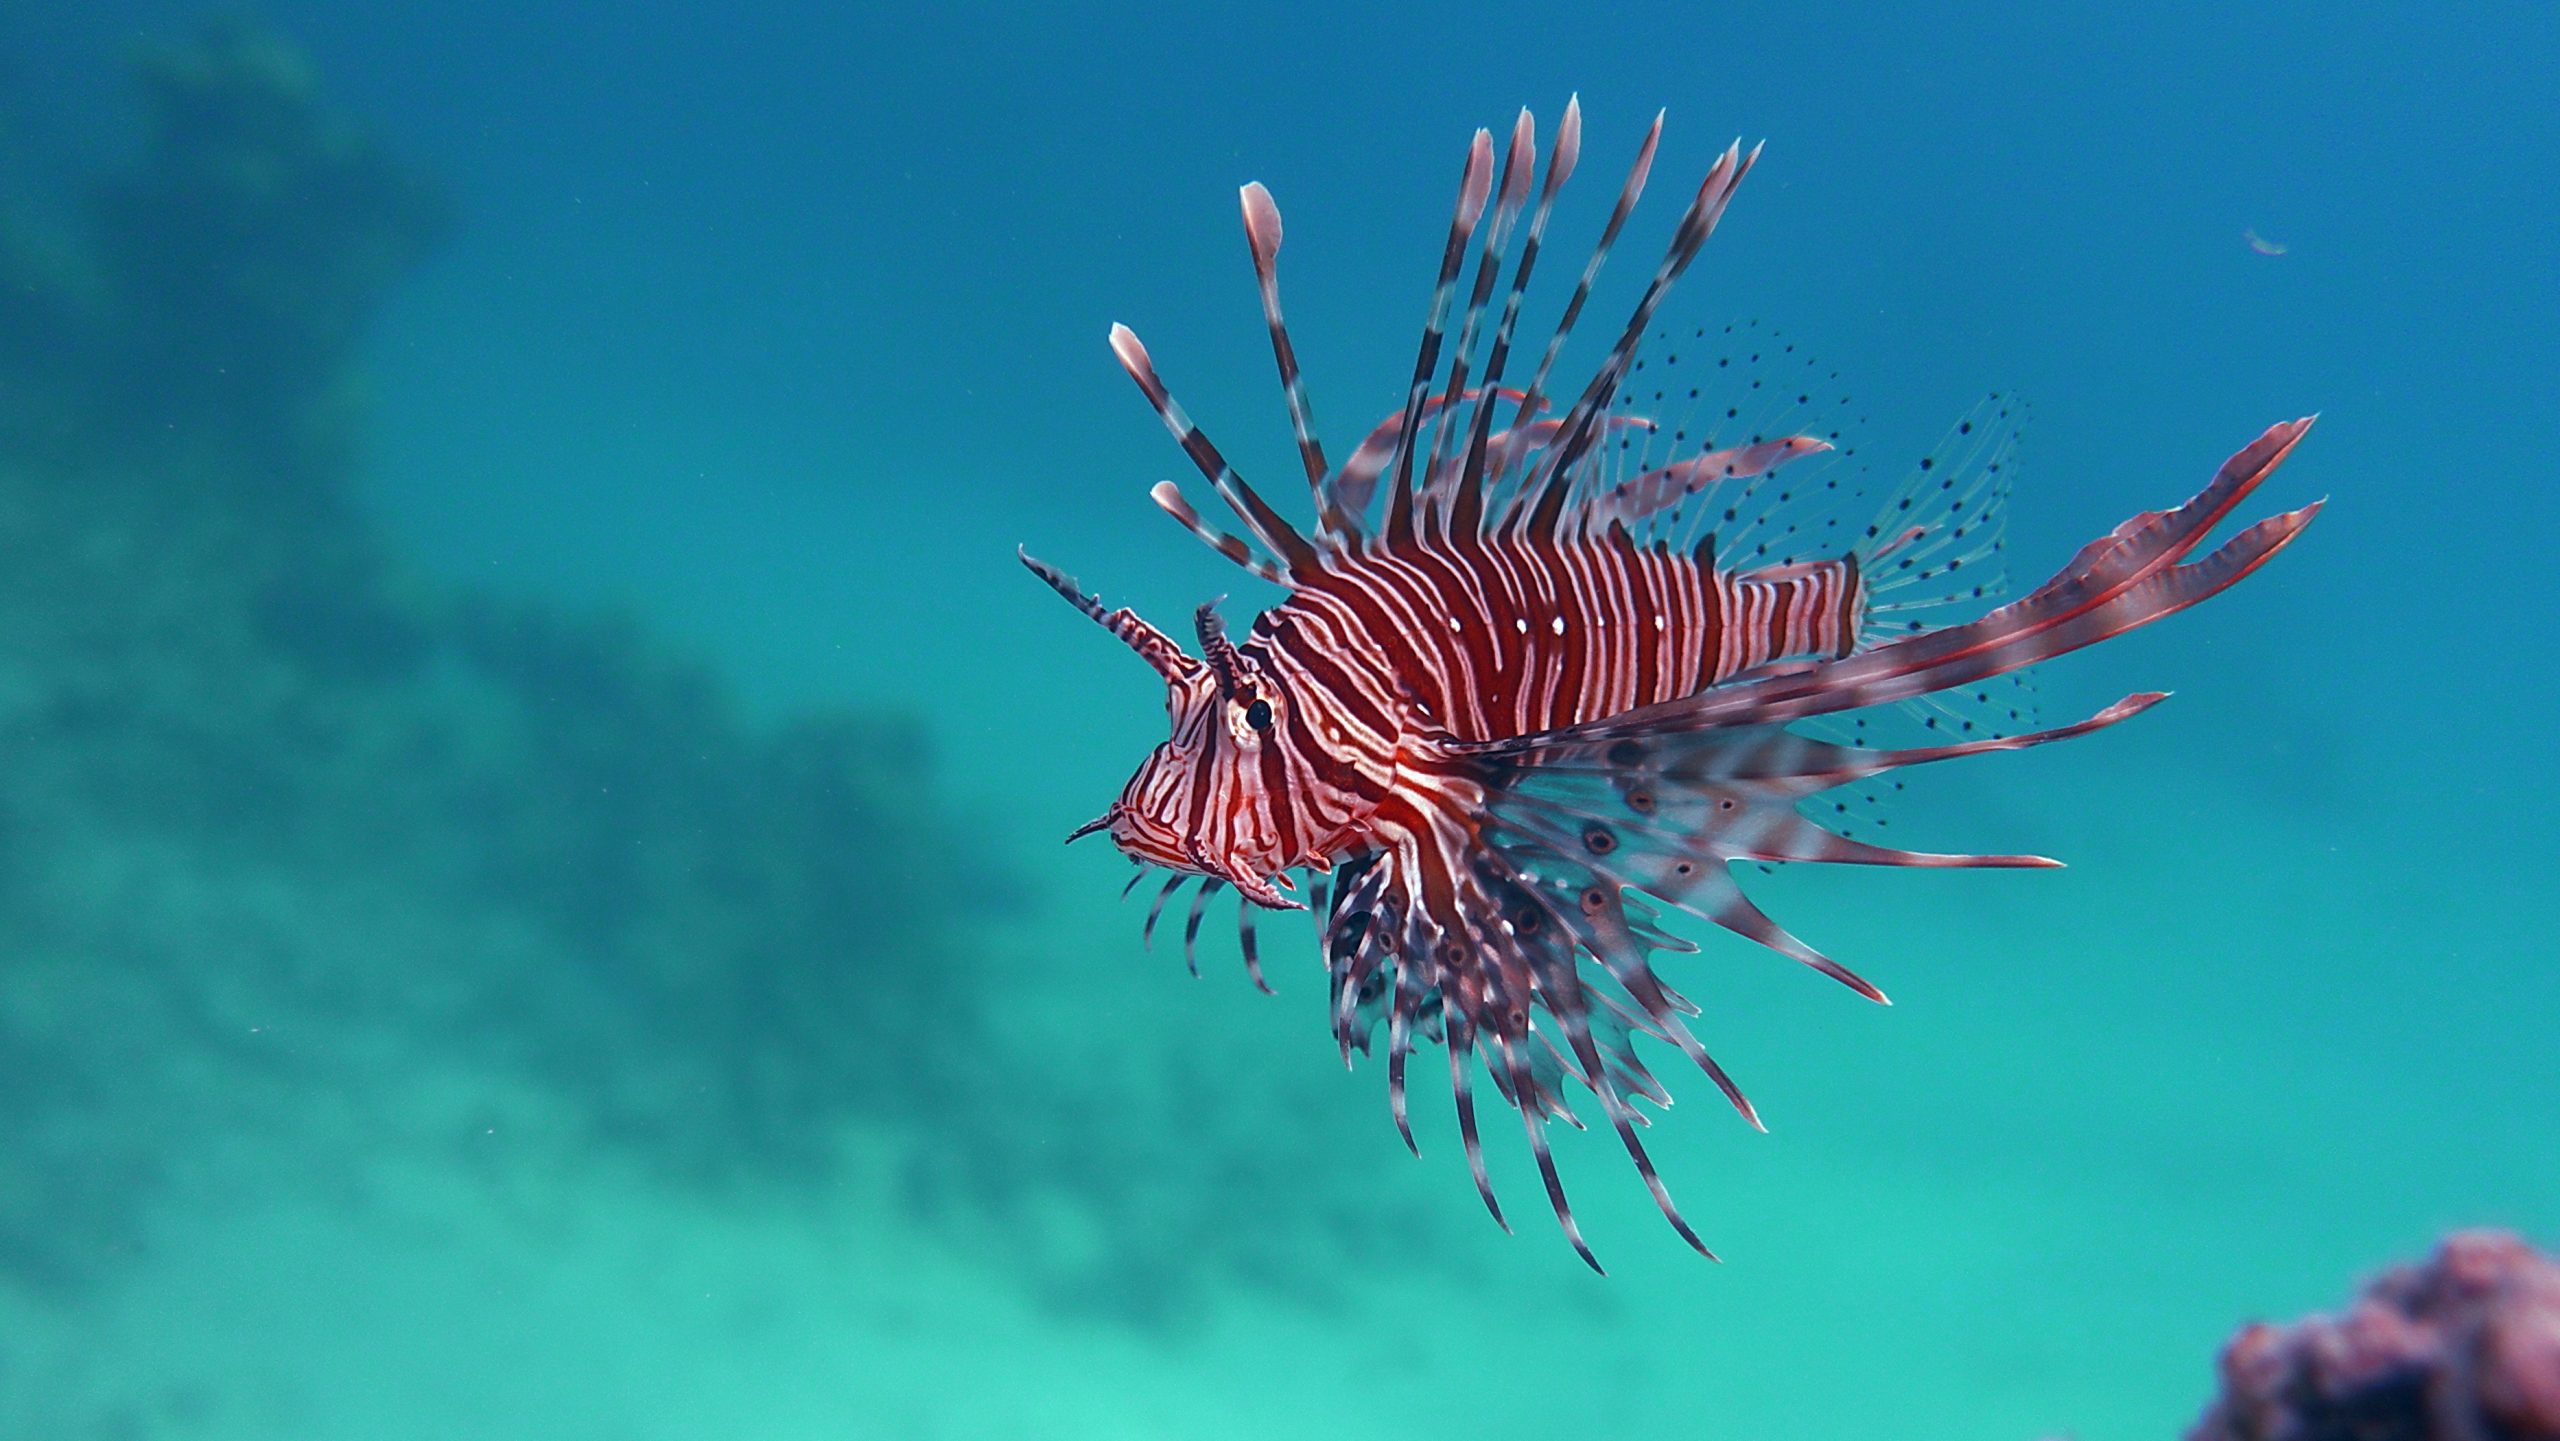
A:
0;21;986;1294
92;21;450;489
2189;1231;2560;1441
0;22;1438;1335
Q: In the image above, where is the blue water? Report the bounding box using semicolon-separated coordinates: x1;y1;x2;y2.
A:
1;3;2553;1437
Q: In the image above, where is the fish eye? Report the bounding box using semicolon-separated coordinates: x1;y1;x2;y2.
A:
1245;698;1274;731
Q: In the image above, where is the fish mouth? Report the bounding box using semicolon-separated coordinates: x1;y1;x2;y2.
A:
1183;837;1305;913
1076;804;1305;911
1223;865;1305;913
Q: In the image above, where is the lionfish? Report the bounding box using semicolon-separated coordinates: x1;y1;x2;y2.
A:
1020;101;2316;1270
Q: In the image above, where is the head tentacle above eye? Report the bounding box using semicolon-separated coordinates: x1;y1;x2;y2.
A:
1194;600;1245;698
1018;547;1202;684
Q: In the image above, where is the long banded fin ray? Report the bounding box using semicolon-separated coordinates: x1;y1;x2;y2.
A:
1523;140;1759;540
1150;481;1286;584
1422;109;1537;520
1490;109;1662;533
1455;94;1584;534
1109;323;1318;578
1238;181;1339;535
1381;129;1495;543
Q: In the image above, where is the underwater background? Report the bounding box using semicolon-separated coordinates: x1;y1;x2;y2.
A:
2;2;2554;1437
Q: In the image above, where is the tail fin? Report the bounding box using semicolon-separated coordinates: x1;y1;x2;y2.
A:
1471;416;2320;747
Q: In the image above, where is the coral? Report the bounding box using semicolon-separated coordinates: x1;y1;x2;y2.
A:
2188;1231;2560;1441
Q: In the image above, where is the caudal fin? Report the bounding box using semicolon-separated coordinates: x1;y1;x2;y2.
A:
1476;416;2320;743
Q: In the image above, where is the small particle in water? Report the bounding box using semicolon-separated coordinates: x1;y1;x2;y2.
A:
2244;228;2289;257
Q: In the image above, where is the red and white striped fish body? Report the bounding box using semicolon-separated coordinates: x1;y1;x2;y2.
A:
1102;527;1866;900
1285;532;1865;744
1024;101;2318;1270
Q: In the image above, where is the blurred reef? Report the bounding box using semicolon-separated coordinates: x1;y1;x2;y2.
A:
0;19;986;1290
2188;1231;2560;1441
0;22;1430;1329
1;22;448;495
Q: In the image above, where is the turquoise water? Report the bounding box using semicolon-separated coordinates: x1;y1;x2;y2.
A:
1;4;2553;1437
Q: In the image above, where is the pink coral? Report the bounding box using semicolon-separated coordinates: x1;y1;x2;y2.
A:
2190;1231;2560;1441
